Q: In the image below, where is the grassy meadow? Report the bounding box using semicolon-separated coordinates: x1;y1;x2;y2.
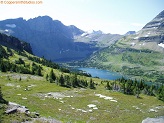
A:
0;73;163;123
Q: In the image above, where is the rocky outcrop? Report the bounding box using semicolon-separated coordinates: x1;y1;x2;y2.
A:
138;10;164;43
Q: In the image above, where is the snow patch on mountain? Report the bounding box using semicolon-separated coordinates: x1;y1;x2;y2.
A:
6;24;16;28
81;30;103;37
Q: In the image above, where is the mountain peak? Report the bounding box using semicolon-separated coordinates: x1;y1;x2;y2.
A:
28;15;53;21
124;31;136;36
143;10;164;29
155;10;164;19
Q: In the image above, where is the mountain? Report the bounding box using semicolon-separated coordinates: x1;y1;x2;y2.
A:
68;25;84;36
81;10;164;82
124;31;136;36
117;10;164;52
0;33;32;54
0;16;96;62
0;16;122;62
74;30;123;47
0;27;164;123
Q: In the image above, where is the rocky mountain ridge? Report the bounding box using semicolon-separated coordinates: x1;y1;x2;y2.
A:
117;10;164;52
0;16;122;62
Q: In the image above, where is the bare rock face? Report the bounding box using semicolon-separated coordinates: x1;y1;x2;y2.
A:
117;10;164;52
142;116;164;123
138;10;164;43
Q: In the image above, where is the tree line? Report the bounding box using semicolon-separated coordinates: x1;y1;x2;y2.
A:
105;77;164;101
46;69;96;89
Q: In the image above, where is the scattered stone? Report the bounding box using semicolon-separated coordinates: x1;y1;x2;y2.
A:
93;107;98;110
149;109;158;112
110;100;117;102
6;83;14;87
88;109;93;112
142;116;164;123
60;101;64;103
47;93;52;96
82;110;87;113
104;97;113;100
87;104;96;108
16;85;21;88
5;102;30;115
22;97;27;100
71;107;75;110
77;109;82;111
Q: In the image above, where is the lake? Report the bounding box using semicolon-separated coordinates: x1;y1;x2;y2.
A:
77;68;160;86
77;67;125;80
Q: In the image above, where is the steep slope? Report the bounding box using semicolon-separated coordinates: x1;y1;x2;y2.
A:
0;16;96;61
116;10;164;52
0;33;32;54
82;10;164;82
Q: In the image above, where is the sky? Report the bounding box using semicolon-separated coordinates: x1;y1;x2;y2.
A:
0;0;163;34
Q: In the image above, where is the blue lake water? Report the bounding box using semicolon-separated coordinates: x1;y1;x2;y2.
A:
77;67;124;80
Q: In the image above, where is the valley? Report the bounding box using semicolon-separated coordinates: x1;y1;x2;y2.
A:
78;10;164;83
0;8;164;123
0;31;163;123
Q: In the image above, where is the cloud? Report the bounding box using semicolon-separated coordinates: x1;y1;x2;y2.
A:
131;22;144;27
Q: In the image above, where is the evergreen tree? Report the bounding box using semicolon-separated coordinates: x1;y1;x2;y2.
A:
71;74;78;87
106;81;112;90
0;61;6;72
0;86;7;104
59;75;65;86
36;65;42;76
89;79;95;89
46;74;49;81
19;77;22;81
65;75;71;87
0;86;3;101
157;85;164;101
49;69;56;83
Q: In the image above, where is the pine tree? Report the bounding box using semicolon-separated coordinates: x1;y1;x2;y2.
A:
89;79;95;89
49;69;56;83
157;85;164;101
72;74;78;87
0;86;7;104
37;65;42;76
106;81;111;90
59;75;65;86
46;74;49;81
19;77;22;81
0;86;3;101
65;75;71;87
0;61;6;72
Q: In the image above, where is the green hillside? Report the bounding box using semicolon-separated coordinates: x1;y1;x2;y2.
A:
0;44;163;123
82;44;164;82
80;10;164;83
0;34;164;122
